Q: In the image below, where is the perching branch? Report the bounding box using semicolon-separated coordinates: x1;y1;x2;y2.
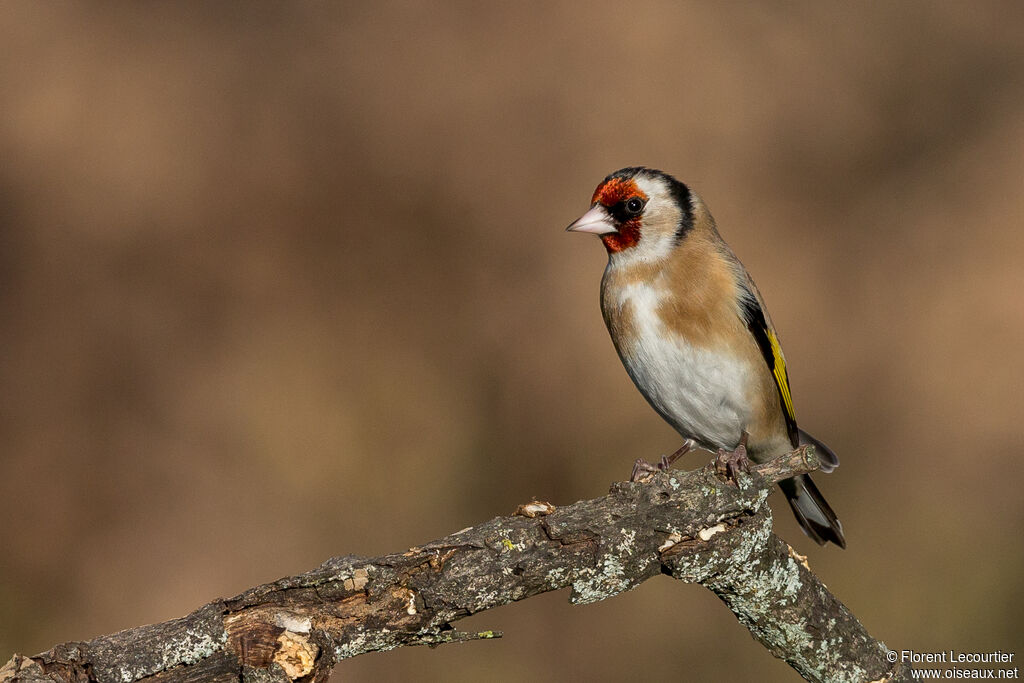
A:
1;447;917;683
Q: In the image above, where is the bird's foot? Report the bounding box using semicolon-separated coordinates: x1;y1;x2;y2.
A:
715;433;751;485
630;440;694;483
630;458;659;483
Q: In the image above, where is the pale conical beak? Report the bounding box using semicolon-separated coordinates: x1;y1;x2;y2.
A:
566;204;617;235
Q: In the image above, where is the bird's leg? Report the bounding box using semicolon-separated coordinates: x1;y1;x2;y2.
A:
660;439;694;470
715;431;751;485
630;439;695;482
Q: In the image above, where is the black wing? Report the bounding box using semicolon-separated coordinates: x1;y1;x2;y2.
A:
738;280;799;448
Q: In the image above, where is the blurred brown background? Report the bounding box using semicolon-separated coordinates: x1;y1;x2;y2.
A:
1;2;1022;681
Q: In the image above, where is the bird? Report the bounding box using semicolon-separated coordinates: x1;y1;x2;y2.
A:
566;166;845;548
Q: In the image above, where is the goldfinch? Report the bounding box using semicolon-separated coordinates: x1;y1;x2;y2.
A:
567;166;845;548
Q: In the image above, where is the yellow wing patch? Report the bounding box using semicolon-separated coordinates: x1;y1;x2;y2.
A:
766;328;795;421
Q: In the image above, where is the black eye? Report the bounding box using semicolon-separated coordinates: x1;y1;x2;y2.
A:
625;197;645;215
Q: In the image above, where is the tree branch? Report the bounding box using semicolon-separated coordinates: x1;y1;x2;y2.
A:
0;447;917;683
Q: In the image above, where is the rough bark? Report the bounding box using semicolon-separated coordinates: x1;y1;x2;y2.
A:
0;447;917;683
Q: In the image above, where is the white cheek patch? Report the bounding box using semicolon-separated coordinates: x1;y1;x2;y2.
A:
636;179;679;228
608;234;675;267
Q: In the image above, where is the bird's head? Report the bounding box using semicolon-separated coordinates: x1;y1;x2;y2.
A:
566;166;695;259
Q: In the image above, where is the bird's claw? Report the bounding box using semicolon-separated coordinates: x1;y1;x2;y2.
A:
630;458;659;483
715;442;751;485
630;440;694;483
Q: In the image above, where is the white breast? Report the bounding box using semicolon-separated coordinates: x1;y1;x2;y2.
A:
609;282;752;449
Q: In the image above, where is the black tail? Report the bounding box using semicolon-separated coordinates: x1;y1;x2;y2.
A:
779;474;846;548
